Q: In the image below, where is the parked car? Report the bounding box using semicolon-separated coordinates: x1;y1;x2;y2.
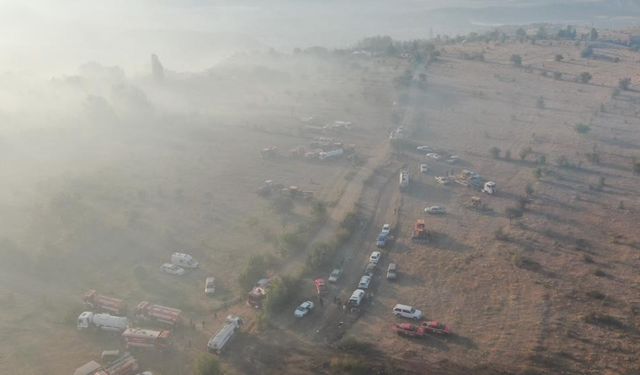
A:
421;321;452;335
364;262;376;277
416;145;432;152
424;206;446;214
205;277;216;296
393;304;423;320
349;289;365;306
419;164;428;173
381;224;391;236
446;155;459;164
358;275;372;289
435;176;450;185
387;263;397;280
294;301;314;318
328;269;342;283
376;233;388;248
161;263;185;275
426;153;441;160
369;251;382;265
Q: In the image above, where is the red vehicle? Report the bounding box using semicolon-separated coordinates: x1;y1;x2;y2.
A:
122;328;171;351
420;321;452;335
314;278;328;296
135;302;182;326
393;323;427;338
247;278;272;309
103;352;139;375
393;321;452;338
83;290;127;316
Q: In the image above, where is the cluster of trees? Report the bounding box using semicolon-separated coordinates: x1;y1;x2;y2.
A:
354;36;440;63
305;212;359;272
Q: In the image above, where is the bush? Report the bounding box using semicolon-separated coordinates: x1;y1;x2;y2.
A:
575;123;591;134
619;77;631;91
263;274;301;315
271;196;294;214
306;241;337;271
555;155;570;167
277;227;308;256
580;46;593;58
554;54;563;62
519;147;533;161
330;357;370;375
525;183;534;196
193;355;222;375
238;254;272;291
553;72;562;80
505;206;524;221
578;72;592;84
494;227;509;241
510;54;523;66
489;146;501;159
633;161;640;175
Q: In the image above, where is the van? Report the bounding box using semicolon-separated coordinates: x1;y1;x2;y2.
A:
205;277;216;296
386;263;397;280
349;289;365;306
171;252;199;268
358;275;371;289
393;304;423;320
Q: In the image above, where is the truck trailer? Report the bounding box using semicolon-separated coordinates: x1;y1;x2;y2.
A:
134;301;182;326
83;290;127;316
77;311;129;333
122;328;172;351
207;315;243;354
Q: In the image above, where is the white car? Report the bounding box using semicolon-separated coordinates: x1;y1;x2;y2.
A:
205;277;216;296
425;206;446;214
161;263;185;275
446;155;459;164
420;164;428;173
369;251;382;265
416;145;432;152
294;301;314;318
358;275;372;289
435;176;450;185
381;224;391;236
426;153;441;160
393;304;423;320
328;269;342;283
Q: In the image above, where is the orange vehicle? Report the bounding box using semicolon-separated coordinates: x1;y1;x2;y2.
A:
411;219;428;242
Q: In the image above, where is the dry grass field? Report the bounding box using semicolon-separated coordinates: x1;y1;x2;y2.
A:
2;31;640;375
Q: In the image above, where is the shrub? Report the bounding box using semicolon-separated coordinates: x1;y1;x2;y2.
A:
505;206;524;221
263;274;301;314
330;357;370;375
489;146;501;159
519;147;533;161
554;54;563;62
494;227;509;241
553;72;562;80
306;241;337;271
580;46;593;58
619;77;631;91
555;155;570;167
575;123;591;134
238;254;272;290
193;355;222;375
578;72;592;84
525;183;534;196
510;54;523;66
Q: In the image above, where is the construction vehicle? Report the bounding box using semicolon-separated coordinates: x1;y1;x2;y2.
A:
77;311;129;333
411;219;428;242
134;302;182;326
74;353;140;375
247;278;271;309
122;328;172;351
260;146;278;159
399;170;409;189
207;315;243;354
482;181;496;195
314;278;328;296
83;290;127;316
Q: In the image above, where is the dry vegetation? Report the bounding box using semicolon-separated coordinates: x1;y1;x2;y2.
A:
2;25;640;375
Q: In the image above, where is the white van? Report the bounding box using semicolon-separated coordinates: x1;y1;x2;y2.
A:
171;252;199;268
358;275;371;289
349;289;366;306
205;277;216;296
392;304;423;320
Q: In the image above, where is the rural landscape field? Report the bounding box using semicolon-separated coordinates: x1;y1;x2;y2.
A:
1;1;640;375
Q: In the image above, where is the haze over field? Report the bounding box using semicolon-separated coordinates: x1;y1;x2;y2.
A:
2;0;640;74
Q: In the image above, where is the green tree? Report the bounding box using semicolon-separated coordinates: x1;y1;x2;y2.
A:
590;28;599;41
193;355;222;375
525;183;534;196
510;54;523;66
519;147;533;161
575;123;591;134
554;54;564;62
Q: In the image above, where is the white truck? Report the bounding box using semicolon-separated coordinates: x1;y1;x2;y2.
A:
482;181;496;195
318;148;344;160
77;311;129;333
207;315;243;354
170;252;199;268
399;170;409;189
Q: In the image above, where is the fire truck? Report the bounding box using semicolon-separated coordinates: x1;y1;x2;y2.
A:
122;328;172;351
134;301;182;326
83;290;127;316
